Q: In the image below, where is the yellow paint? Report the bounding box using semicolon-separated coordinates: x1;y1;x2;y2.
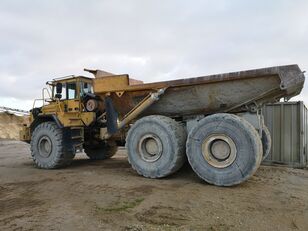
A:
93;74;129;93
24;76;97;142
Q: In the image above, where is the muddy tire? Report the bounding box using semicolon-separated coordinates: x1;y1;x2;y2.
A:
261;125;272;161
186;113;262;186
126;115;186;178
84;141;118;160
30;122;75;169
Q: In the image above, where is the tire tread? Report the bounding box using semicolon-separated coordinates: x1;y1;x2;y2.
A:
126;115;186;178
30;122;75;169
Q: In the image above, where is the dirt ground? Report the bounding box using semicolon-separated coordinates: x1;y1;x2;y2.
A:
1;140;308;231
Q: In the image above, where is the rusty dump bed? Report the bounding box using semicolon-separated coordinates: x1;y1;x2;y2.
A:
93;64;305;117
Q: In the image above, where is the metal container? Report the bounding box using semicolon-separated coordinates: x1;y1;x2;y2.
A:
263;101;308;168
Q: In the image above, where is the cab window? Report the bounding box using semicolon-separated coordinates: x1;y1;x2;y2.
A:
60;83;67;99
80;82;93;95
67;82;77;99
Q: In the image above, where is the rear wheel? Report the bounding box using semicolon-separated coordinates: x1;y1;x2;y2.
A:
84;141;118;160
30;122;76;169
261;125;272;161
126;115;186;178
186;113;262;186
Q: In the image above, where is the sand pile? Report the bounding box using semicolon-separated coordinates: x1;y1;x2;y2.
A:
0;112;28;140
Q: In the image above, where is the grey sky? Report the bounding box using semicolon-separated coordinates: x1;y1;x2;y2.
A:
0;0;307;110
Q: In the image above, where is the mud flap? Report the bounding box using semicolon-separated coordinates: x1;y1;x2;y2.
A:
105;97;118;135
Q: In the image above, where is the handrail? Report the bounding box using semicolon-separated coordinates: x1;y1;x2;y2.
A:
33;88;52;109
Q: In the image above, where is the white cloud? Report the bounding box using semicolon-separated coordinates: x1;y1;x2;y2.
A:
0;97;33;111
0;0;307;109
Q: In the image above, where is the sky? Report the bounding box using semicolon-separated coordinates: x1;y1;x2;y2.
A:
0;0;307;110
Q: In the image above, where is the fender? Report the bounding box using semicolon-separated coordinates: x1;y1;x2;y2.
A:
30;114;63;132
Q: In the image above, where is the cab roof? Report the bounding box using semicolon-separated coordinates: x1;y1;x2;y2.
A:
52;75;93;82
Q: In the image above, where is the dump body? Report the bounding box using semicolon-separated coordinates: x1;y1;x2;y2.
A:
93;64;305;118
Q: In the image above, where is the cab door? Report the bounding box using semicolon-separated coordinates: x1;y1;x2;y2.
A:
65;81;81;113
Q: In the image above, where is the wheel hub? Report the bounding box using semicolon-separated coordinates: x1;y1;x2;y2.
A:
38;136;52;158
210;140;231;160
202;134;236;168
138;134;163;162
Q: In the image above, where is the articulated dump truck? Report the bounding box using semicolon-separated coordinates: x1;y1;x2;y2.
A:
20;64;305;186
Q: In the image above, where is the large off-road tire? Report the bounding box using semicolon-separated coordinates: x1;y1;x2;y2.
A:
84;141;118;160
186;113;263;186
261;125;272;161
30;122;76;169
126;115;186;178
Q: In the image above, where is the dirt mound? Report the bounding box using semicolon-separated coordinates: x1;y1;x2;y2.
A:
0;112;28;140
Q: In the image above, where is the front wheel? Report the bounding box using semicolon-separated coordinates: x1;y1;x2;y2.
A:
30;122;75;169
186;113;263;186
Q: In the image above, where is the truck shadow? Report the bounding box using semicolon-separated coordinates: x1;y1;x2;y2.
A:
68;154;201;183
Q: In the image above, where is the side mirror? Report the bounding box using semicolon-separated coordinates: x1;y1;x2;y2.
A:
55;93;62;99
55;82;62;99
56;82;62;94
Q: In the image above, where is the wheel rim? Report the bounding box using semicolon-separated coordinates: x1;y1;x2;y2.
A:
38;136;53;158
202;134;237;168
138;134;163;162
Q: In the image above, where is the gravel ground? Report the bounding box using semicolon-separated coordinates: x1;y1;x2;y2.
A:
1;140;308;231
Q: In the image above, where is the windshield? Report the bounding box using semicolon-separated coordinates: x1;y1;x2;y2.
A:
80;82;93;95
67;82;76;99
52;80;92;100
52;83;67;99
